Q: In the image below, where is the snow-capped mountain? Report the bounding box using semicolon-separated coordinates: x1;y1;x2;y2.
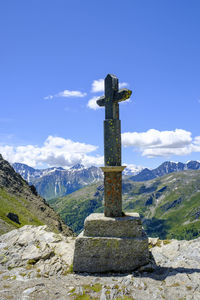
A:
123;164;145;176
13;160;200;199
70;163;85;171
13;162;103;200
130;160;200;182
13;163;66;182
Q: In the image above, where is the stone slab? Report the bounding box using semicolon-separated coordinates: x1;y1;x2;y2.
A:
73;231;149;273
101;166;126;172
84;213;142;238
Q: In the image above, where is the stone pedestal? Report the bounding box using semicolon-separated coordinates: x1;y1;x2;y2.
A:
101;166;126;217
73;213;149;273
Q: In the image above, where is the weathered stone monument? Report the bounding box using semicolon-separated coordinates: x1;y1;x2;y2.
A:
73;74;149;273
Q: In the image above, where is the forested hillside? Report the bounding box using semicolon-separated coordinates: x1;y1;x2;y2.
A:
49;170;200;240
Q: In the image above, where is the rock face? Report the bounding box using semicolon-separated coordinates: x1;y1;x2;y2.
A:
0;154;74;236
1;225;200;299
73;213;149;273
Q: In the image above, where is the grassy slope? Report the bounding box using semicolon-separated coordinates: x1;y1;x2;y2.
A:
0;187;43;235
49;183;103;233
0;154;74;236
49;170;200;240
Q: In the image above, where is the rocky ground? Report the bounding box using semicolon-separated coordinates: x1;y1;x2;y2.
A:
0;225;200;300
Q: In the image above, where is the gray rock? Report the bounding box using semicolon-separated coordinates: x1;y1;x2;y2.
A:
1;225;200;299
0;225;75;276
7;212;20;224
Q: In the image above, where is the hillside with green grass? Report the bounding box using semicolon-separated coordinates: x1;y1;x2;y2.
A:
49;170;200;240
48;184;104;233
0;154;73;236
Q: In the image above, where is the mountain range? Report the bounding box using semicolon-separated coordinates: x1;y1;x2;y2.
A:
13;163;103;200
13;160;200;200
130;160;200;181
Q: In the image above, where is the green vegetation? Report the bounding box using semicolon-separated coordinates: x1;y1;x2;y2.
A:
83;284;102;293
27;259;37;265
70;284;102;300
0;187;43;234
63;263;74;275
73;294;90;300
0;154;72;236
49;170;200;240
49;184;103;233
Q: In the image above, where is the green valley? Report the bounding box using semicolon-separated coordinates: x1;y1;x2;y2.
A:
49;170;200;240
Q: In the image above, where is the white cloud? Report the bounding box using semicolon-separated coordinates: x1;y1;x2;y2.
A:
119;82;128;89
91;78;128;93
91;79;104;93
194;136;200;145
87;96;102;110
191;136;200;153
121;129;199;158
0;136;103;168
44;89;87;100
142;147;193;158
122;129;192;148
82;155;104;167
56;90;87;98
44;95;54;100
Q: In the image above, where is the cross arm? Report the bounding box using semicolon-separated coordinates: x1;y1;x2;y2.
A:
96;96;106;107
114;88;132;103
96;88;132;107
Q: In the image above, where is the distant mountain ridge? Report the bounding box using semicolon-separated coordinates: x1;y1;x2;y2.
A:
130;160;200;182
13;162;103;200
13;163;67;182
13;160;200;199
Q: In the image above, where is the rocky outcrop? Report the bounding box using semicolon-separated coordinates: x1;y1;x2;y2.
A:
0;225;200;299
6;212;20;224
0;154;74;236
0;225;75;276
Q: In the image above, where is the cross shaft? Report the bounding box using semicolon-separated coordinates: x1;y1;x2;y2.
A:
97;74;132;217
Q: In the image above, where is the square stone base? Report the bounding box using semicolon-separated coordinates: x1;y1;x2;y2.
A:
84;213;142;238
73;213;149;273
73;231;149;273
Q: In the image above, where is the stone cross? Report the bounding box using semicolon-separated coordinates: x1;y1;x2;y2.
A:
97;74;132;217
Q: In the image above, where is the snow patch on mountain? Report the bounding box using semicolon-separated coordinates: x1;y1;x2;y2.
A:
123;164;145;176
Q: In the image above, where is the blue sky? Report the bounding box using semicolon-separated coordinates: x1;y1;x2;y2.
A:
0;0;200;170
